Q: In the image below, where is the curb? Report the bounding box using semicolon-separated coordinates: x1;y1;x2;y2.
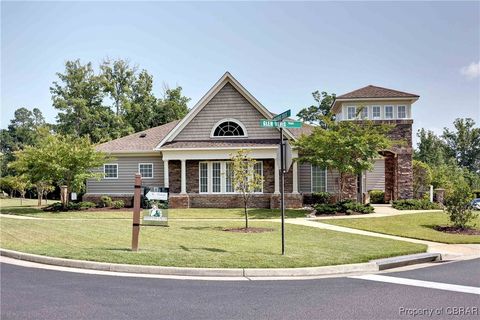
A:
0;248;441;278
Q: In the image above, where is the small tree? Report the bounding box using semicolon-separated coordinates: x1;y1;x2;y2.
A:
444;182;478;229
230;150;263;229
413;160;432;198
295;116;393;200
11;175;31;205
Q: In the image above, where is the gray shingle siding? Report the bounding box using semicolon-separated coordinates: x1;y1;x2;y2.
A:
298;163;340;194
174;83;279;141
86;155;164;194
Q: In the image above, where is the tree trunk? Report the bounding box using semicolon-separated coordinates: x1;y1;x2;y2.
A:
60;186;69;207
244;201;248;229
37;186;43;207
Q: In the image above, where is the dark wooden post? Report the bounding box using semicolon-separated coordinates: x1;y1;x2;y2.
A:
132;174;142;251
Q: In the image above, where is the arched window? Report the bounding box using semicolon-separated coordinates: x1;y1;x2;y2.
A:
211;119;247;137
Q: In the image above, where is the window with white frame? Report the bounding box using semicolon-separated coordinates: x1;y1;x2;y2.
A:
372;106;381;119
311;165;327;192
212;162;221;193
199;162;208;193
199;161;263;194
138;163;153;179
385;105;394;119
104;164;118;179
359;106;368;119
347;106;356;120
397;105;407;119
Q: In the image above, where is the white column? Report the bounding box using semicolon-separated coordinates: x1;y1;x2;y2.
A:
163;160;169;188
292;161;299;194
180;159;187;194
274;158;280;194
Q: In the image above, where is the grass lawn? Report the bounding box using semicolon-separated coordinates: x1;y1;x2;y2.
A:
320;212;480;244
0;218;426;268
0;199;310;220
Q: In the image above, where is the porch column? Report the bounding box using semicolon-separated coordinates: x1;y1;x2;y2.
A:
180;159;187;194
292;161;299;194
163;160;169;188
274;158;280;194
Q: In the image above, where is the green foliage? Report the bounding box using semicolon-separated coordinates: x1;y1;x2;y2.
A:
100;59;136;116
111;200;125;209
444;182;478;229
43;201;96;212
99;196;113;208
414;128;448;166
314;203;338;215
79;201;97;210
153;86;190;126
442;118;480;173
295;117;393;200
369;190;385;204
296;91;336;127
392;199;441;210
413;160;432;198
311;192;332;204
230;149;264;229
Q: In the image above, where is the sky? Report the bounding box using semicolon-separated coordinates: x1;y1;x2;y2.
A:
1;1;479;146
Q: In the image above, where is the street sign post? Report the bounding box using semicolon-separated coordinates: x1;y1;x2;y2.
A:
260;109;302;256
272;110;291;121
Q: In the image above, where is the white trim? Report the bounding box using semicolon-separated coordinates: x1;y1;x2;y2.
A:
161;148;278;161
154;72;295;150
103;163;118;179
210;118;248;138
138;163;154;179
384;105;394;119
180;159;187;194
163;160;169;188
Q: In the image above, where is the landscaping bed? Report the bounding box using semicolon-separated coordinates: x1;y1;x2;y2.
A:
0;218;426;268
320;212;480;244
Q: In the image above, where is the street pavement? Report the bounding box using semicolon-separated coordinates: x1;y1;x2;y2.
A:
1;259;479;320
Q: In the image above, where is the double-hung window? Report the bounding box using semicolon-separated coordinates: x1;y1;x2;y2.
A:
347;106;356;120
104;164;118;179
311;165;327;192
372;106;381;119
397;105;407;119
199;161;263;193
360;106;368;119
139;163;153;179
385;105;394;119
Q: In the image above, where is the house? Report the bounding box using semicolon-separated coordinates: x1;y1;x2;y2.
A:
84;72;419;208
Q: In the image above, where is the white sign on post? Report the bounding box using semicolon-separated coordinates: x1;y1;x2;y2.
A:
145;191;168;201
276;141;293;172
71;192;77;201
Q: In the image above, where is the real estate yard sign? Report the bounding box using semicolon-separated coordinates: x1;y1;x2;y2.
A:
143;187;169;226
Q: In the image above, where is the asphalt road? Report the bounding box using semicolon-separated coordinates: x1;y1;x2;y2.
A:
1;259;479;320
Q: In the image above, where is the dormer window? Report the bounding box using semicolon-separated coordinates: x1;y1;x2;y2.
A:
211;119;247;138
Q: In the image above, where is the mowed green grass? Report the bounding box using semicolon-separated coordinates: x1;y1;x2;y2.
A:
0;218;426;268
0;200;310;220
320;212;480;244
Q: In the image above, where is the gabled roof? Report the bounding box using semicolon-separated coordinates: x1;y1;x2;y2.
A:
336;85;419;99
154;72;296;150
96;120;179;153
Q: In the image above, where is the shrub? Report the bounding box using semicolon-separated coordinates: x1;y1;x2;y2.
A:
342;201;374;214
392;199;441;210
369;190;385;204
112;200;125;209
78;201;96;210
311;192;332;205
99;196;113;208
42;202;64;212
444;184;478;229
314;203;338;215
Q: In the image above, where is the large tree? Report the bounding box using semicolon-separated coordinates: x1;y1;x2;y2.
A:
414;128;449;167
152;86;190;126
442;118;480;173
124;70;158;132
51;60;130;143
295;118;392;200
296;91;336;127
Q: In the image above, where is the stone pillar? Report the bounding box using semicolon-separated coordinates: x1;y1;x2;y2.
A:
274;158;280;194
397;152;413;199
384;153;396;203
180;159;186;194
163;160;169;188
292;161;299;194
60;185;68;206
435;188;445;205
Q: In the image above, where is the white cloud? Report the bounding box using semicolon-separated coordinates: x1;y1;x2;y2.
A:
460;61;480;79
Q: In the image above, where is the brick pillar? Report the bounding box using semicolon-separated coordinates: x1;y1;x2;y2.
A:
397;152;413;199
384;153;396;203
342;174;357;200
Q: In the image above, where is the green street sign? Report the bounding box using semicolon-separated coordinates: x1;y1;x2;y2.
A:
259;119;302;128
273;110;291;121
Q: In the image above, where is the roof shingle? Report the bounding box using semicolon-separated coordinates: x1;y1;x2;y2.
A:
336;85;419;99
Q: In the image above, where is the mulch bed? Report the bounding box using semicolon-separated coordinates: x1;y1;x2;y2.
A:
433;226;480;235
223;227;274;233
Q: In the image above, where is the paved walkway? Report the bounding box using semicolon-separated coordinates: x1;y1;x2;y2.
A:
285;218;480;258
